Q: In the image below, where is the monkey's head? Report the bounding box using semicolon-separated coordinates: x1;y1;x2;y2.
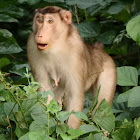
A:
33;6;72;51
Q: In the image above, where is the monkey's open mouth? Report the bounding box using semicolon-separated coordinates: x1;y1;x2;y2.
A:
37;43;48;50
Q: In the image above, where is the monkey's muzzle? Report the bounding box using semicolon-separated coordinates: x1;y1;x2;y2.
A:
37;43;48;50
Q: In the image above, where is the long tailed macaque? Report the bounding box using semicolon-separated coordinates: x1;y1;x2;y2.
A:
27;6;117;129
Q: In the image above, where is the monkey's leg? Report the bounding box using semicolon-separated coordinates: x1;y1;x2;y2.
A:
93;60;116;114
66;86;85;129
33;69;53;105
54;87;65;106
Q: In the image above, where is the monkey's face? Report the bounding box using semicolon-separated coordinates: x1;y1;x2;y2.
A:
33;8;72;51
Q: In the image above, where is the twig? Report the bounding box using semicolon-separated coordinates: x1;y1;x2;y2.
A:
74;5;79;24
8;54;16;59
113;52;138;60
7;116;13;140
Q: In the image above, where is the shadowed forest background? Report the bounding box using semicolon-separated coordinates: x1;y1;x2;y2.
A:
0;0;140;140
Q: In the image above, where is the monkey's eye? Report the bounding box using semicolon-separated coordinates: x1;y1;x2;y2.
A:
46;18;53;24
36;17;43;23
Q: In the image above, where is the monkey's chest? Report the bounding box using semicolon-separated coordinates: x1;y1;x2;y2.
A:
46;61;65;88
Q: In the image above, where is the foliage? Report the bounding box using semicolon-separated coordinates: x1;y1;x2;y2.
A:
0;0;140;139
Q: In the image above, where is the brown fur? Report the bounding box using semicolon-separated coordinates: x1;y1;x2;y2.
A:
27;6;117;129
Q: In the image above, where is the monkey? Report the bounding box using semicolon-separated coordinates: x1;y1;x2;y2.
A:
27;6;117;129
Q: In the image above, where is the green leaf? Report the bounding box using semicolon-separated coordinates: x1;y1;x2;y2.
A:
38;90;54;98
0;14;18;23
0;103;8;126
15;124;28;138
56;111;71;123
126;15;140;45
88;133;102;140
56;124;69;134
0;83;5;91
0;6;24;18
97;30;116;44
4;102;18;117
30;119;56;135
87;4;103;16
10;63;29;77
88;133;95;140
115;9;131;23
128;86;140;107
108;2;125;14
0;135;6;140
135;0;140;11
60;134;72;140
66;0;111;9
18;0;41;5
29;131;55;140
0;96;5;101
134;117;140;140
21;95;38;115
93;99;115;132
77;21;100;38
117;66;138;86
29;120;47;132
73;111;88;121
19;132;30;140
66;0;95;9
0;29;22;54
79;125;99;134
0;58;10;69
47;100;61;114
116;89;131;103
112;121;134;140
44;0;64;3
31;103;47;121
68;128;84;139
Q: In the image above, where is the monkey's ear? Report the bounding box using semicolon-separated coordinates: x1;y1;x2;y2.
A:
64;11;72;24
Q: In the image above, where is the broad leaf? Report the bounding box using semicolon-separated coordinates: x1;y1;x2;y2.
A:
29;131;55;140
4;102;18;120
128;86;140;107
134;117;140;140
73;111;88;121
31;103;47;121
68;128;84;139
10;63;29;77
77;21;100;38
0;29;22;54
93;100;115;132
0;6;24;18
117;66;138;86
97;30;116;44
0;58;10;69
108;2;125;14
112;121;134;140
0;14;18;23
116;89;131;103
56;111;71;123
0;135;6;140
66;0;111;9
56;124;69;134
18;0;41;5
79;125;99;134
126;15;140;45
47;100;61;114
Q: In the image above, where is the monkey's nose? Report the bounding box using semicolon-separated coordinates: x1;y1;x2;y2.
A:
38;35;42;38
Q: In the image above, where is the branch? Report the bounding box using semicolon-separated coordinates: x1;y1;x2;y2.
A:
74;5;79;24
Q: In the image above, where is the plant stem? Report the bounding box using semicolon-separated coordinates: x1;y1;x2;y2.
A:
74;5;79;24
7;116;13;140
48;112;50;135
